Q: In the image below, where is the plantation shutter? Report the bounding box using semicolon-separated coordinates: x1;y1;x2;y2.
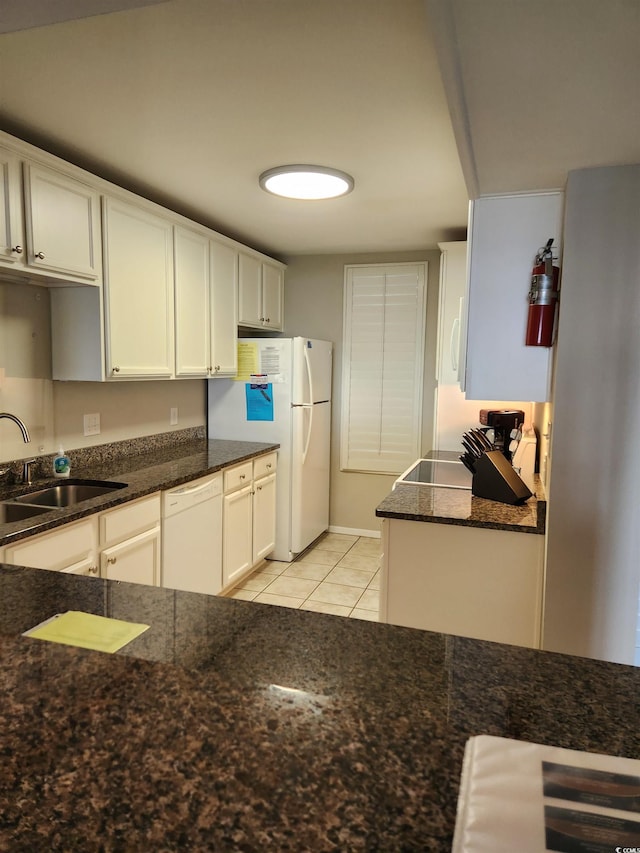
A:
341;263;427;474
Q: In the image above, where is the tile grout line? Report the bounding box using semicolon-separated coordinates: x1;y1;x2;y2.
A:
227;534;381;620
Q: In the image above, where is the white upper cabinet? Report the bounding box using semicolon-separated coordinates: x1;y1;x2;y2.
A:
461;192;564;402
103;197;174;379
238;252;284;330
174;225;210;377
261;262;284;330
210;239;238;375
0;147;24;271
23;163;101;283
436;241;467;385
2;129;284;380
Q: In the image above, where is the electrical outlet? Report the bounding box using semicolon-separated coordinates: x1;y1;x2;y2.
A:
170;407;178;425
83;413;101;436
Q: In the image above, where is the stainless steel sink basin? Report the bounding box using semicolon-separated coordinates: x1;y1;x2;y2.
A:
0;502;53;523
13;479;128;508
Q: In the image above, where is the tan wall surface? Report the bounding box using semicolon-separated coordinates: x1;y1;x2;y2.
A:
0;281;206;464
283;249;441;535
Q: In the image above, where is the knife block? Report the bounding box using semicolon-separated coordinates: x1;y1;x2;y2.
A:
472;451;532;505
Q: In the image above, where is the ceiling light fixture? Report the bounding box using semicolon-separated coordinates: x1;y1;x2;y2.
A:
259;164;354;200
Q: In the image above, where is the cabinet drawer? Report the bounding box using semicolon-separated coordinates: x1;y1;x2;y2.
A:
253;452;277;480
100;493;161;547
4;518;97;572
223;461;253;493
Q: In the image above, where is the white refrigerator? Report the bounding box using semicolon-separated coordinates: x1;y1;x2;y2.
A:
207;337;332;562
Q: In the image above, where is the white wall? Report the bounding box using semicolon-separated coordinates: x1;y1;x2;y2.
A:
0;281;206;464
543;165;640;664
283;250;441;535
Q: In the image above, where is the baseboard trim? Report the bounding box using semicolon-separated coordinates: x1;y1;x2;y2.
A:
328;525;381;539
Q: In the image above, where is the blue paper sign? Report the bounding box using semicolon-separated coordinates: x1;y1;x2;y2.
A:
246;381;273;421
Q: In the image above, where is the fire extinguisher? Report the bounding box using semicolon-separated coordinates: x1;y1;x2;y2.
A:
526;238;559;347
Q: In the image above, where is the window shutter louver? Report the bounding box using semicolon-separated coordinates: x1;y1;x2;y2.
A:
341;263;427;474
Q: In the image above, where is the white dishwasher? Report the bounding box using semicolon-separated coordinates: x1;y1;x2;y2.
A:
162;473;222;595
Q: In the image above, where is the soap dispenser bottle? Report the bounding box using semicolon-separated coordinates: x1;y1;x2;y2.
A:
53;446;71;479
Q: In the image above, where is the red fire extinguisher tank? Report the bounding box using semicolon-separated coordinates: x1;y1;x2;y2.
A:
526;238;559;347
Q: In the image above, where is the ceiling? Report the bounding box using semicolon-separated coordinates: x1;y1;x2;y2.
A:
427;0;640;198
0;0;469;260
1;1;638;261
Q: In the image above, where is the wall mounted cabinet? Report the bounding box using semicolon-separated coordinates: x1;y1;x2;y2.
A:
1;128;285;379
173;229;239;378
23;163;101;283
435;241;467;385
0;147;25;273
0;148;101;285
461;192;564;402
238;253;283;330
103;197;174;379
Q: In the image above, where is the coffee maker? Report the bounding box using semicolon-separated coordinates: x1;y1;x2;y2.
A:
479;409;525;461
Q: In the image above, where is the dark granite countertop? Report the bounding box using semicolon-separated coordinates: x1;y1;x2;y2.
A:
0;437;278;548
376;476;546;534
0;565;638;850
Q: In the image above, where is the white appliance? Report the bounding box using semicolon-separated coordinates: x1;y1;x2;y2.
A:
208;337;332;562
162;473;223;594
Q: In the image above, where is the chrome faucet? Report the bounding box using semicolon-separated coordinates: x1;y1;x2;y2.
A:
0;413;35;484
0;412;31;443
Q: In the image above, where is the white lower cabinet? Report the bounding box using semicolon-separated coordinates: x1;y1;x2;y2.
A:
4;518;99;576
380;517;544;648
99;494;161;586
222;452;277;589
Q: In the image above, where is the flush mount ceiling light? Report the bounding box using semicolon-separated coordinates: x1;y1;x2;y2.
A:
259;164;354;200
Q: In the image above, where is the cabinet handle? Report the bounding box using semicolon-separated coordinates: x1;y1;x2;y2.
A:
112;366;120;373
107;557;117;565
89;565;99;575
264;317;270;324
239;474;246;480
11;245;23;254
208;366;213;373
266;463;272;469
34;251;45;260
256;485;262;491
214;365;220;372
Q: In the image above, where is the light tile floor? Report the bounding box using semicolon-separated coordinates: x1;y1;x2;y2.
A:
226;532;381;621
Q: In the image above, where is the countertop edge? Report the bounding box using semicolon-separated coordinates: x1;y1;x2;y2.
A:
0;439;279;548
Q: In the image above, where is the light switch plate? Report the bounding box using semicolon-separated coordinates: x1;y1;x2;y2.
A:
84;413;101;436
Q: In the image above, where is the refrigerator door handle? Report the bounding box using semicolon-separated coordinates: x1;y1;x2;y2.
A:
301;404;313;464
303;344;314;405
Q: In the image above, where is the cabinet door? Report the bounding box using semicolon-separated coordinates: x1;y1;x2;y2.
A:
23;163;101;281
210;240;238;375
436;242;467;384
174;225;210;377
103;197;174;378
463;192;563;402
222;484;253;588
238;252;262;327
252;472;276;563
261;263;283;330
0;147;24;270
4;518;98;573
101;526;160;586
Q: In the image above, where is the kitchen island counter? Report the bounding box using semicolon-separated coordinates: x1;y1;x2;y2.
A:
1;564;639;851
0;436;278;548
376;475;546;534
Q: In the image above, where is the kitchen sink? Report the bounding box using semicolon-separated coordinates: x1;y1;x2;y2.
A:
0;502;53;523
13;479;128;508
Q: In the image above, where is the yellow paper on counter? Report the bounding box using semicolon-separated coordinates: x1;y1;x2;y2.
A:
23;610;149;653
